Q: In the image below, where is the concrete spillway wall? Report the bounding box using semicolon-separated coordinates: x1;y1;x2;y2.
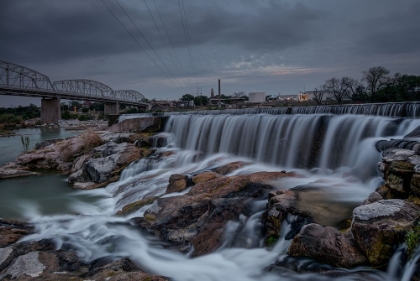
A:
108;116;169;133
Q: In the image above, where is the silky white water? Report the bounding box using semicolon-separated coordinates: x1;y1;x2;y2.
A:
14;113;420;280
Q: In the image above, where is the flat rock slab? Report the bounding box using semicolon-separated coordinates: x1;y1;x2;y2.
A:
1;251;46;279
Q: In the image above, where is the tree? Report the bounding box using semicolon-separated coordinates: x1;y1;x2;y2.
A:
323;77;350;104
194;95;209;106
181;94;194;101
312;87;324;105
362;66;390;102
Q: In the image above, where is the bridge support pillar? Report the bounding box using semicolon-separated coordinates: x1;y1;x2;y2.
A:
104;102;119;115
41;98;61;124
137;104;148;112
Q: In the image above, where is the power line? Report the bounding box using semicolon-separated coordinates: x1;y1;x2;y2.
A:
177;0;197;85
181;0;198;84
151;0;194;91
144;0;194;93
100;0;185;96
115;0;191;95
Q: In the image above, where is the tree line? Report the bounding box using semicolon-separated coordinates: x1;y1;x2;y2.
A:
311;66;420;105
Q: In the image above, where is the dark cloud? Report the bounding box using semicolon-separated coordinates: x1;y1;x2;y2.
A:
0;0;420;103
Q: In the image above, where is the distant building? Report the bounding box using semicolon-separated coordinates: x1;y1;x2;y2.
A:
279;94;297;101
248;92;265;103
298;91;328;102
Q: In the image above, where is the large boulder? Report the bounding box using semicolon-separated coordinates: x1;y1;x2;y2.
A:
288;223;368;268
143;171;296;256
377;148;420;196
68;142;141;185
351;199;420;267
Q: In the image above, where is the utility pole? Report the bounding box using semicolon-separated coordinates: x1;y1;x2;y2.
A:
196;87;202;106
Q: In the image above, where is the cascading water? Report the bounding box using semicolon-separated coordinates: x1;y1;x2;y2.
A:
118;102;420;122
17;113;420;281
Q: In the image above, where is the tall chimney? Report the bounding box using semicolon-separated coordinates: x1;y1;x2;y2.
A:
218;79;221;107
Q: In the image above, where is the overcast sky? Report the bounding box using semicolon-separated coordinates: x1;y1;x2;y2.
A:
1;0;420;106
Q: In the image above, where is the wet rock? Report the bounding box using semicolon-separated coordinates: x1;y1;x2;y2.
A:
0;163;39;179
72;181;96;190
107;272;169;281
192;171;220;185
0;247;14;271
404;125;420;139
352;199;420;267
288;223;368;268
116;196;158;216
70;154;90;173
213;161;251;175
191;197;246;256
82;258;138;278
34;139;62;150
144;171;295;255
68;142;141;185
0;251;46;279
166;174;191;193
382;148;415;162
362;192;383;205
0;219;33;247
263;190;301;245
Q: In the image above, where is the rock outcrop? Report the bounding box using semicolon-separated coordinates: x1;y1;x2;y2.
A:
351;199;420;267
288;223;368;268
68;142;142;188
141;171;297;256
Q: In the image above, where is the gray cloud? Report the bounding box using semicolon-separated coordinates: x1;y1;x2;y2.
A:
1;0;420;103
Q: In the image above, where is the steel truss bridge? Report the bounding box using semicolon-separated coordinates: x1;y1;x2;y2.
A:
0;60;148;106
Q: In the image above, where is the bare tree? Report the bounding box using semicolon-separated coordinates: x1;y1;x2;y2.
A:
362;66;390;102
323;77;350;104
312;87;324;105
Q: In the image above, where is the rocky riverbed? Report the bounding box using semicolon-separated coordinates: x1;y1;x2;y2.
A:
2;121;420;280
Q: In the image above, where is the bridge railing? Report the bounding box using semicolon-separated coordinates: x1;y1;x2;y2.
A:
0;60;55;91
0;60;149;105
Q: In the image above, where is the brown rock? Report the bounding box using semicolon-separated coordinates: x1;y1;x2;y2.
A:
0;219;33;248
352;199;420;267
166;174;190;193
192;171;220;184
288;223;368;268
116;196;158;216
213;161;251;175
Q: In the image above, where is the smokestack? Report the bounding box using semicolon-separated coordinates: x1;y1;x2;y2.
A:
218;79;221;107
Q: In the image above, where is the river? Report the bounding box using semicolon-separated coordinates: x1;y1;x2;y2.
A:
0;127;80;166
2;113;420;280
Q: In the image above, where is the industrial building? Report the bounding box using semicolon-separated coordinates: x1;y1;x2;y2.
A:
248;91;266;103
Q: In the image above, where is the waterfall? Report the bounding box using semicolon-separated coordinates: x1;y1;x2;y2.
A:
119;102;420;122
17;112;420;281
165;114;420;173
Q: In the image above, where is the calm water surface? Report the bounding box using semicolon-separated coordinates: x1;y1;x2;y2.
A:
0;127;108;220
0;127;81;166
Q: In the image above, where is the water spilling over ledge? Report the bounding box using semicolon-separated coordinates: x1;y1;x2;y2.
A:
119;102;420;122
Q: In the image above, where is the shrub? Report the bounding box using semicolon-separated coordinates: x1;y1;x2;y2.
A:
406;222;420;258
81;130;103;153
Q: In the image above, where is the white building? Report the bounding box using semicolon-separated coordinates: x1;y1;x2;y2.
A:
248;91;266;103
